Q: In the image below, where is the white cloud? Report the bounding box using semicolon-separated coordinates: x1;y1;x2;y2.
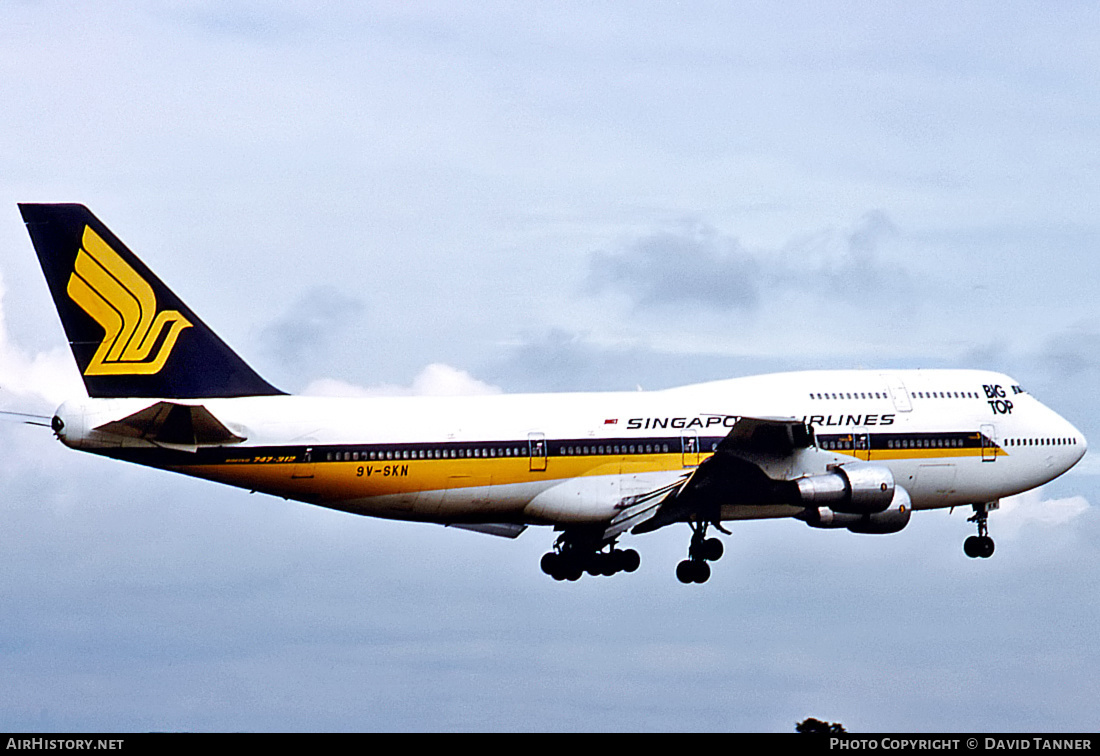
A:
0;270;84;412
997;487;1090;539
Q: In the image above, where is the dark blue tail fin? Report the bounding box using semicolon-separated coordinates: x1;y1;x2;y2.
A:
20;203;283;399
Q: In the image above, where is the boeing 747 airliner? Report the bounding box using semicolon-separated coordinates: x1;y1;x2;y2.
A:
15;204;1088;583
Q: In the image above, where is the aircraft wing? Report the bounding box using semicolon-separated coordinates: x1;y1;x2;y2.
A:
629;416;812;535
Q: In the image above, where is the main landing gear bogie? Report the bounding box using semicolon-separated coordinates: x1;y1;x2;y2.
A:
541;521;728;584
541;542;640;581
676;522;726;584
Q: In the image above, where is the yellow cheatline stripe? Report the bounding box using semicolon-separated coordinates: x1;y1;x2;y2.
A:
171;453;690;498
869;447;1005;460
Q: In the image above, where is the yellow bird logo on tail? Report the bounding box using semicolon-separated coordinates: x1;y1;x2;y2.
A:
66;225;192;376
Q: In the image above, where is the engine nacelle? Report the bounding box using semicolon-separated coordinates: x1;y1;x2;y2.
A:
795;464;894;514
799;507;862;529
800;486;912;535
848;486;912;534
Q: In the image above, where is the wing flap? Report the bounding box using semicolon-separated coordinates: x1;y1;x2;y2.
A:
603;477;690;541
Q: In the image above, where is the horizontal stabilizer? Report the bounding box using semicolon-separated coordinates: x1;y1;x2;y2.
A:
94;401;245;449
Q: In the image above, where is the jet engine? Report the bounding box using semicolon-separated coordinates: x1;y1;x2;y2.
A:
794;464;894;514
799;485;912;534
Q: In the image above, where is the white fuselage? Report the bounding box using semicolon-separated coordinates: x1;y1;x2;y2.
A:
53;369;1087;529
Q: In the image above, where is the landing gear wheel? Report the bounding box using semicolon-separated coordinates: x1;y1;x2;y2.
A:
702;537;724;562
978;536;994;558
541;552;561;577
676;560;692;583
694;560;711;583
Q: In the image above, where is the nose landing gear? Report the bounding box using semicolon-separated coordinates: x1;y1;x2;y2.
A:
964;502;996;559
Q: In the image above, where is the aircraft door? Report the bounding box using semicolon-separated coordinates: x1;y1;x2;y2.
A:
681;431;701;467
886;375;913;413
981;424;997;462
529;432;547;472
854;432;871;461
292;446;315;479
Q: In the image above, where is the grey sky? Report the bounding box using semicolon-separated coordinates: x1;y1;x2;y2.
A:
2;1;1099;732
